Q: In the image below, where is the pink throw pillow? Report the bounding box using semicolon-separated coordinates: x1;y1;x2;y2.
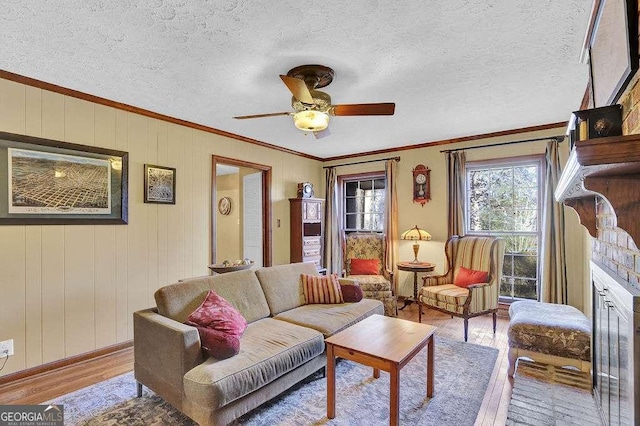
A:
185;290;247;359
301;273;344;304
454;266;489;288
350;258;380;275
195;326;241;360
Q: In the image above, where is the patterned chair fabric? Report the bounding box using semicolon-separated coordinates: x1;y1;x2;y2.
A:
344;232;397;317
508;300;591;361
506;300;591;377
418;235;504;341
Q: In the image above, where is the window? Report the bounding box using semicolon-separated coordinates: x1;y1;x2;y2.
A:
466;156;544;302
341;174;386;233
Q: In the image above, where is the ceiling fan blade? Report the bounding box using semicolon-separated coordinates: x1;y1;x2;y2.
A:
233;112;292;119
330;103;395;116
279;75;314;105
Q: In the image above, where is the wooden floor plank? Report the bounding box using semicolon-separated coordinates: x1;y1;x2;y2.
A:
0;349;134;405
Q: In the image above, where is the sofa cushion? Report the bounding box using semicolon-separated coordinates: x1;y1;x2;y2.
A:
301;273;344;304
195;327;241;360
454;266;488;288
273;298;384;338
350;258;380;275
185;290;248;359
154;270;270;324
186;290;248;336
183;318;324;410
255;262;319;315
340;282;363;303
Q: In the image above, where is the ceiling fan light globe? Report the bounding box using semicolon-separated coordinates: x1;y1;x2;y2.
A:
293;110;329;132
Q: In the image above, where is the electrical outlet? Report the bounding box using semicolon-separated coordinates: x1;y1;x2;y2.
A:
0;339;14;357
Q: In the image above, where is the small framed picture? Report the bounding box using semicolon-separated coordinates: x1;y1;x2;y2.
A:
144;164;176;204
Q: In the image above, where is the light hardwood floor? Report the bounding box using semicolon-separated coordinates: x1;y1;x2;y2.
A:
0;303;514;425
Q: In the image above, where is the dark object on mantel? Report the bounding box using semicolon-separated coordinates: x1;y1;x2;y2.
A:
567;105;622;149
555;133;640;246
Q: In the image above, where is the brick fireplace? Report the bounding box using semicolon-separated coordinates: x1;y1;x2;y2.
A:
586;74;640;425
590;76;640;290
591;199;640;288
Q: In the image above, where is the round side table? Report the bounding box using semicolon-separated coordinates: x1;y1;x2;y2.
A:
396;261;435;310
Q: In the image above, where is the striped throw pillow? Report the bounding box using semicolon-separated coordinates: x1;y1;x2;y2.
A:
301;273;344;304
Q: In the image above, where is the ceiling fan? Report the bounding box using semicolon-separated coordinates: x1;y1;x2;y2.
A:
233;65;395;138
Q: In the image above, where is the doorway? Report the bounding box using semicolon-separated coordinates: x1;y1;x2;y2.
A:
211;155;272;267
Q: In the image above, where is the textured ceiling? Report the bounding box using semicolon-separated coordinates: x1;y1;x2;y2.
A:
0;1;592;159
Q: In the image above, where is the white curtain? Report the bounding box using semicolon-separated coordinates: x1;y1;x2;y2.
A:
324;167;342;275
446;151;466;237
384;159;399;295
541;139;568;304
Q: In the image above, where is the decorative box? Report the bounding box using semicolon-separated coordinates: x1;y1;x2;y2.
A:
569;104;622;143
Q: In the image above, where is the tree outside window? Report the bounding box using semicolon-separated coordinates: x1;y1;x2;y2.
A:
342;175;386;233
466;157;543;301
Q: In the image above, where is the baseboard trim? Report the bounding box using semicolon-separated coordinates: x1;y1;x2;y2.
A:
0;340;133;386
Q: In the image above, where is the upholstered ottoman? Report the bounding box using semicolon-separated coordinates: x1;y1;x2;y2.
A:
507;300;591;377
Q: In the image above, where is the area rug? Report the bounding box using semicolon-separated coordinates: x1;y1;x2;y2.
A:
48;336;498;426
506;360;601;425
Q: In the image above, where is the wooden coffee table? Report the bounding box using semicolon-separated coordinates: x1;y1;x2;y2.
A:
325;314;437;426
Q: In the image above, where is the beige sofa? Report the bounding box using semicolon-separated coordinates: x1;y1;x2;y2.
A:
134;262;383;426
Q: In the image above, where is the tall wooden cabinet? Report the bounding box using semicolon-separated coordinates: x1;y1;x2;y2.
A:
289;197;324;269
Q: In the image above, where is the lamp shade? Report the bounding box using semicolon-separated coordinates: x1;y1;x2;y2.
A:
401;225;431;263
293;110;329;131
400;225;432;241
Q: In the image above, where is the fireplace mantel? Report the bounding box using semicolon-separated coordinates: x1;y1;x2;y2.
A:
555;133;640;245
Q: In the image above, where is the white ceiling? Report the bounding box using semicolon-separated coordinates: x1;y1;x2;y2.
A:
216;164;239;176
0;1;592;159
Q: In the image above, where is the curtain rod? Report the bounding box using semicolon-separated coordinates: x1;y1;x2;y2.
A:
322;156;401;169
440;135;565;153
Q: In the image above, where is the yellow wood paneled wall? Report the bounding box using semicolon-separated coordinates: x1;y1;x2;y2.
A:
0;78;322;376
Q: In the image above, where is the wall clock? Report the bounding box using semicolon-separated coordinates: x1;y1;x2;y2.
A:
412;164;431;206
297;182;314;198
218;196;232;215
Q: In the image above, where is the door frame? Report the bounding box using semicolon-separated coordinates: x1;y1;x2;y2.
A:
211;155;272;266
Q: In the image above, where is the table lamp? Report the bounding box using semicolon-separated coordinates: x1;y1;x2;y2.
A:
400;225;432;263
